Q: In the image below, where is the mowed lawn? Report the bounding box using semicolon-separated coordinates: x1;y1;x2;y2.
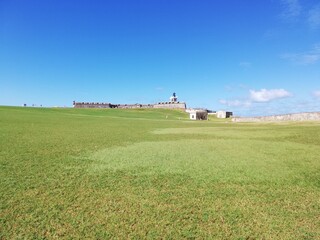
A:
0;106;319;239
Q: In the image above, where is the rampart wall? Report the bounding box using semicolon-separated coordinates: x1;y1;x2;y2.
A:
232;112;320;122
73;101;186;110
116;104;154;109
153;102;186;109
73;102;111;108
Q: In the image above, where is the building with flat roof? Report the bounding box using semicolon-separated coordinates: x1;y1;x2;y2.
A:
216;111;233;118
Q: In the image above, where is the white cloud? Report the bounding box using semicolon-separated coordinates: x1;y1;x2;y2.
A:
281;44;320;65
313;90;320;99
219;88;292;110
250;89;292;102
308;5;320;29
281;0;301;20
219;88;320;116
219;99;251;107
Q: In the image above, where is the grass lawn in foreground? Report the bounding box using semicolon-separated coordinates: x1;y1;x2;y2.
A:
0;106;319;239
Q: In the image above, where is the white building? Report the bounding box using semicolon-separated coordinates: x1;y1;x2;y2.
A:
189;110;208;120
189;111;197;120
216;111;233;118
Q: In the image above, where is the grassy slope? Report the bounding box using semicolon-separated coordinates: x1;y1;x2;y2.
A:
0;106;319;239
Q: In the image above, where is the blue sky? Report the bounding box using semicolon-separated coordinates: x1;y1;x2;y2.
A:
0;0;319;116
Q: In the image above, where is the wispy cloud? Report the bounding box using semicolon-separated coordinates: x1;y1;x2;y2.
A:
281;53;320;65
313;90;320;99
250;89;292;102
281;44;320;65
219;88;292;111
219;88;320;116
239;61;252;68
308;4;320;29
219;99;251;107
280;0;301;20
278;1;320;30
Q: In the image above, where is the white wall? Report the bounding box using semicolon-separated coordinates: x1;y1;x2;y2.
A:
190;113;196;120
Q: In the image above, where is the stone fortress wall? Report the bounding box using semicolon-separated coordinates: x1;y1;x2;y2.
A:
73;93;186;110
153;102;186;109
232;112;320;122
73;101;113;108
116;104;154;109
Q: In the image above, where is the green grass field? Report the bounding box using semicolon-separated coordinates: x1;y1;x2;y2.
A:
0;106;319;239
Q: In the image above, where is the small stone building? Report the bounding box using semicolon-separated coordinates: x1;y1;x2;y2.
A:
189;110;208;120
216;110;233;118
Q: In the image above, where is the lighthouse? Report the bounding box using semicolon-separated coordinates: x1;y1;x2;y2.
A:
169;92;178;102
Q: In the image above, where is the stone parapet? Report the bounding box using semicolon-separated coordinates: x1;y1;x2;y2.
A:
232;112;320;122
116;104;153;109
153;102;186;109
73;101;186;110
73;102;111;108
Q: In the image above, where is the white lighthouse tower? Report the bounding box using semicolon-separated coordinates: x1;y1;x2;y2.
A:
169;92;178;102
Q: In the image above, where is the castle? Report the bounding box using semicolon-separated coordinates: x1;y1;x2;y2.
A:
73;93;186;110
